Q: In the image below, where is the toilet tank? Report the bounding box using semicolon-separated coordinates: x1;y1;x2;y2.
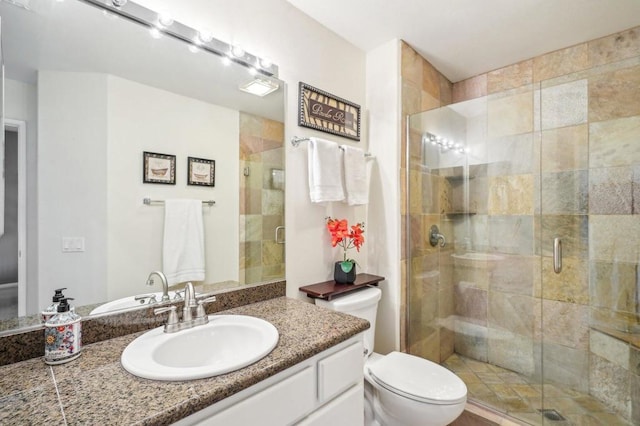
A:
315;286;382;357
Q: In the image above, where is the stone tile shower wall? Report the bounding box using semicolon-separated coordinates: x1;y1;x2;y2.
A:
239;112;285;285
433;26;640;423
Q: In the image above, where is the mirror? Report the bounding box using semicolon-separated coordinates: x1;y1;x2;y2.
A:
0;0;285;331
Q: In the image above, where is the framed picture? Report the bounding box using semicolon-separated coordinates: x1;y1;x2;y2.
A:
143;151;175;184
298;82;361;141
188;157;215;186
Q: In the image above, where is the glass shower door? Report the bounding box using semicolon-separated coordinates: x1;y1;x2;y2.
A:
406;92;545;423
407;54;639;425
538;58;640;425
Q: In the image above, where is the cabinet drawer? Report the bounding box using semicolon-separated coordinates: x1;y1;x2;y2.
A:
317;341;363;403
203;366;315;426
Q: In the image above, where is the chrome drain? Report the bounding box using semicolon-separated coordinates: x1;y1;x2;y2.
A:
538;409;566;421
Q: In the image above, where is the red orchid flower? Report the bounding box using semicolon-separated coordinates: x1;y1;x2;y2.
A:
326;217;365;260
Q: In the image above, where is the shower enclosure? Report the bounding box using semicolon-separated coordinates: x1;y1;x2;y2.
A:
406;56;639;425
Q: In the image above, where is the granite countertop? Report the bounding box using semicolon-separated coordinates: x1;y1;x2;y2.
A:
0;297;369;425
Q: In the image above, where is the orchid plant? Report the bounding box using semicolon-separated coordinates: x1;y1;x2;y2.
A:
326;217;365;273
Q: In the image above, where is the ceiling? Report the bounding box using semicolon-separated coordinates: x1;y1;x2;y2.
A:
1;0;284;121
286;0;640;82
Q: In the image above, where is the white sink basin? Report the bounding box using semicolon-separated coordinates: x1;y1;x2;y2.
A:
121;315;279;381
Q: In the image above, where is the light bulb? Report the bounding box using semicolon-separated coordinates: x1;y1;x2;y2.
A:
112;0;127;7
259;57;272;69
231;44;245;58
221;56;231;66
248;67;257;76
197;29;214;44
158;12;174;27
188;45;200;54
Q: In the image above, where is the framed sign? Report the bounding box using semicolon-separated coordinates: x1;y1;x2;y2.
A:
298;82;361;141
143;151;176;184
187;156;215;187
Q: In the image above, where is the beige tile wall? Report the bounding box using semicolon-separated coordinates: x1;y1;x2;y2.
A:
403;26;640;423
239;112;285;285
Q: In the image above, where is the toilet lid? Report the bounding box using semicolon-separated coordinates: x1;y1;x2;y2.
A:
367;352;467;405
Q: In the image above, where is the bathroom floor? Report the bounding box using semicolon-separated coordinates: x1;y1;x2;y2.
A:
442;354;633;426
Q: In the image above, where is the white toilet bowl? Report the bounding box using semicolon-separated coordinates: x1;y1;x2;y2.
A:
364;352;466;426
315;287;467;426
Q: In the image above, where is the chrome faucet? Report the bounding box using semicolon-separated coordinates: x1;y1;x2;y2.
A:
146;271;170;301
154;282;217;333
182;282;198;322
429;225;446;247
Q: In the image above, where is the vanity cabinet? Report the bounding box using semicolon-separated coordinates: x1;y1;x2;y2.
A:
176;334;364;426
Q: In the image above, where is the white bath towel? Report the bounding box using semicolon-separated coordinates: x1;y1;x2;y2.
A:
341;145;369;205
307;137;345;203
162;199;205;285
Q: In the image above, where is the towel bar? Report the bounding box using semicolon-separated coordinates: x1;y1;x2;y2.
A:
143;197;216;206
291;136;374;158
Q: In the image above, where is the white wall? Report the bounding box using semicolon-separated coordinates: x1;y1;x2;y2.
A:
38;72;109;309
106;75;239;300
134;0;370;296
365;40;402;353
4;78;38;314
36;72;240;307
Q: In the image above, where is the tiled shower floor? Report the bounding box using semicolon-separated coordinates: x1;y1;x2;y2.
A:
442;354;632;425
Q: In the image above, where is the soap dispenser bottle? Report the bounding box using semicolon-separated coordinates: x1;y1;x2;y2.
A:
44;298;82;365
41;288;67;323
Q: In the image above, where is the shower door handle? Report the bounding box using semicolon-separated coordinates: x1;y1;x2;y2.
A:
553;237;562;273
275;226;285;244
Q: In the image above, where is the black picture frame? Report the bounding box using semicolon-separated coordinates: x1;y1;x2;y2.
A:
298;82;361;141
143;151;176;184
187;156;215;187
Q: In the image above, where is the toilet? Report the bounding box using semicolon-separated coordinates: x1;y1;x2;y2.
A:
316;286;467;426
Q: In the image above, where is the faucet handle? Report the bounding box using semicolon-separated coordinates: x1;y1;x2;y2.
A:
196;296;217;319
154;305;179;326
173;290;185;301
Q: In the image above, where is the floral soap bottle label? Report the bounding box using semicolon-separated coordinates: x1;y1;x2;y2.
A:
44;321;82;365
44;298;82;365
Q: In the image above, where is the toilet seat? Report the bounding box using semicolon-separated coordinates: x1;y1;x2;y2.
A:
367;351;467;405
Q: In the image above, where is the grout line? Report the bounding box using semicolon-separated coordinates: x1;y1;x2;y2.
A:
49;366;68;426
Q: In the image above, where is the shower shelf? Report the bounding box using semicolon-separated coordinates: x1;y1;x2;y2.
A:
444;211;477;216
443;175;475;182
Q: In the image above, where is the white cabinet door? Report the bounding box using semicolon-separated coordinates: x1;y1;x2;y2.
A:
296;383;364;426
317;341;363;403
198;366;315;426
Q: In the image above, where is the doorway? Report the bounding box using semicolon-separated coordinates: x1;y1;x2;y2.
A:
1;119;26;318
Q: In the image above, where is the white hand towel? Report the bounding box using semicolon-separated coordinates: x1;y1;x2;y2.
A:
307;137;345;203
162;199;205;285
341;145;369;205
